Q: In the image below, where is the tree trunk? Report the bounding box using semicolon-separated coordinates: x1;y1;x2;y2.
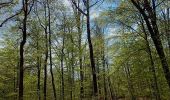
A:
61;44;64;100
37;56;41;100
19;0;28;99
167;8;170;52
70;35;75;100
86;0;98;97
61;21;66;100
102;55;107;100
43;2;48;100
43;28;48;100
36;39;41;100
47;1;57;99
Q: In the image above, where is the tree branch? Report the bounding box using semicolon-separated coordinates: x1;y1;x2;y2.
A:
0;10;22;27
71;0;87;16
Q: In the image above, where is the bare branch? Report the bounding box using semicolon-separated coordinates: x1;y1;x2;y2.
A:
89;0;104;9
0;0;13;6
155;0;166;8
0;0;14;9
0;10;22;27
27;0;35;15
33;1;46;30
71;0;87;16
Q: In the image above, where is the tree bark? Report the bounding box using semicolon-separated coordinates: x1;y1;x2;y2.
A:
19;0;28;99
102;55;107;100
61;18;66;100
43;29;48;100
61;41;64;100
43;1;48;100
86;0;98;97
37;57;41;100
36;40;41;100
47;0;57;99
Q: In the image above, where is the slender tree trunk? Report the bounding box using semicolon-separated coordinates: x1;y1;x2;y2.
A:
79;48;84;100
19;0;28;99
47;1;57;99
167;8;170;52
86;0;98;97
43;1;48;100
96;58;101;95
61;45;64;100
36;39;41;100
102;56;107;100
61;23;65;100
43;28;48;100
37;56;41;100
70;35;74;100
35;22;41;100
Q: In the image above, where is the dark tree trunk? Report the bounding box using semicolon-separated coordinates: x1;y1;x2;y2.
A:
70;35;75;100
131;0;170;90
96;58;101;95
36;22;41;100
19;0;28;99
61;22;66;100
47;1;57;99
43;29;48;100
102;56;107;100
61;44;64;100
167;8;170;52
43;2;48;100
36;38;41;100
79;26;84;100
37;56;41;100
86;0;98;97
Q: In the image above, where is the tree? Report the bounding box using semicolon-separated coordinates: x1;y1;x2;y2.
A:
1;0;170;99
71;0;98;97
19;0;30;99
47;0;57;99
131;0;170;90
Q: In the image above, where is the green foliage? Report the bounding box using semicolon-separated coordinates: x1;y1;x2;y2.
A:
0;0;170;99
